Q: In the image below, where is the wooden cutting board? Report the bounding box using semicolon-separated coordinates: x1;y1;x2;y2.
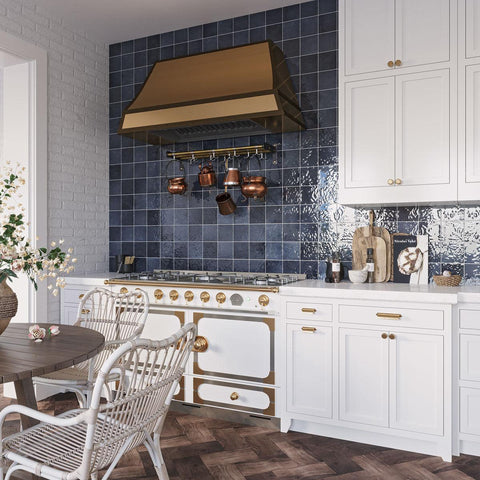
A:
352;211;391;282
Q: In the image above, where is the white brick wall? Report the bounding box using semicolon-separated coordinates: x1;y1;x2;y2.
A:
0;0;109;321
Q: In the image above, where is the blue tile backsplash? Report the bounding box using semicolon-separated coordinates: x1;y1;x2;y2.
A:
109;0;480;284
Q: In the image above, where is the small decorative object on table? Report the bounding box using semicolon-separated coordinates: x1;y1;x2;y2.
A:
0;165;76;335
28;324;60;342
433;271;462;287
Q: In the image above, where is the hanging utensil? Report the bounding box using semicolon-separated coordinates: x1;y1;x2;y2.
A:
166;159;187;194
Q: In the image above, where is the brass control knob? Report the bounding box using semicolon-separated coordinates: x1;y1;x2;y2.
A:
184;290;194;302
216;292;226;304
230;392;239;401
120;287;128;294
81;309;90;314
389;333;396;340
395;59;402;66
154;289;163;300
200;291;210;303
258;294;270;307
387;60;394;67
387;178;394;185
193;336;208;352
169;290;179;301
395;178;402;185
381;332;388;339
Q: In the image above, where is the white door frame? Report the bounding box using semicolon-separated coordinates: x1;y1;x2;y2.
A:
0;30;47;324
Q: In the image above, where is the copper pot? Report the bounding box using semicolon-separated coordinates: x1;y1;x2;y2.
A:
198;162;216;187
216;191;236;215
224;167;241;186
241;176;267;199
167;176;187;194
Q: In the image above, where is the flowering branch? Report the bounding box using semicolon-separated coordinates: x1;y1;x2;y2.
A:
0;164;76;295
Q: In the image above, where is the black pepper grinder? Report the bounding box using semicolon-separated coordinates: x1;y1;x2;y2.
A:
366;247;375;283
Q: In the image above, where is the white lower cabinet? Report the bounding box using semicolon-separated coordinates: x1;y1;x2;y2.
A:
286;324;332;419
281;296;452;461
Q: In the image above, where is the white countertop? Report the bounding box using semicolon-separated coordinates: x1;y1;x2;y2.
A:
65;272;110;285
279;280;472;304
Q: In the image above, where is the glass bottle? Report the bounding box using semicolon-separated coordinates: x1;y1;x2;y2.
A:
366;247;375;283
331;252;341;283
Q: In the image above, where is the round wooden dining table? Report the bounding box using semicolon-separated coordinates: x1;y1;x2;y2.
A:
0;323;105;429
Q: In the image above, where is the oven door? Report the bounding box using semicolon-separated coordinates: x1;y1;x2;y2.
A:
192;312;274;385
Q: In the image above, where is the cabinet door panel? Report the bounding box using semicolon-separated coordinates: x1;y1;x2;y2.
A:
395;70;450;186
460;387;480;435
286;324;332;418
460;334;480;381
389;332;443;435
395;0;450;67
466;0;480;58
339;328;389;427
344;0;394;75
465;65;480;185
345;78;395;188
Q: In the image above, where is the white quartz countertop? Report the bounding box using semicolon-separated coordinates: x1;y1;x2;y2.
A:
66;273;110;285
279;280;477;304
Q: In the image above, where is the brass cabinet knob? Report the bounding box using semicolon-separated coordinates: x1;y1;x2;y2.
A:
389;333;396;340
120;287;128;294
200;291;210;303
387;60;394;67
230;392;239;401
395;59;402;66
193;335;208;352
81;308;90;314
154;289;163;300
387;178;394;185
381;332;388;339
216;292;226;304
258;294;270;307
169;290;179;301
184;290;194;302
395;178;402;185
78;294;84;300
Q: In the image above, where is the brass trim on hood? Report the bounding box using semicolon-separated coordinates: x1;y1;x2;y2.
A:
118;41;304;144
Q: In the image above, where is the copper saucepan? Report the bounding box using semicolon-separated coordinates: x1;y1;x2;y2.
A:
241;176;267;199
198;161;216;187
166;160;187;195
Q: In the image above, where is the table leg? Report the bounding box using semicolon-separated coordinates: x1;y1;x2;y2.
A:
13;378;39;429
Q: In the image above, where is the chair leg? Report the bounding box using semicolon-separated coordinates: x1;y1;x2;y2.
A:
144;434;169;480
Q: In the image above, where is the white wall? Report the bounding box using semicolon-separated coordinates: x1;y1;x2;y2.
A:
0;0;109;322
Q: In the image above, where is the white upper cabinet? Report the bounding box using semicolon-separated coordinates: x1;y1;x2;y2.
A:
344;0;394;76
344;0;451;76
465;0;480;58
395;0;450;69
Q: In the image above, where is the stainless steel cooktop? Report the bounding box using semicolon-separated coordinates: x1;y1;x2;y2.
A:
113;270;304;287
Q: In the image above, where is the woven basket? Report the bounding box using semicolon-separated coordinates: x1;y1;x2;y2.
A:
433;275;462;287
0;280;17;335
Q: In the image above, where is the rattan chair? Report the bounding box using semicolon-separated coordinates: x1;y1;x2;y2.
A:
34;287;149;408
0;323;196;480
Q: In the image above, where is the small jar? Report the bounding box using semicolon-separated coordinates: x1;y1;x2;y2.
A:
331;252;341;283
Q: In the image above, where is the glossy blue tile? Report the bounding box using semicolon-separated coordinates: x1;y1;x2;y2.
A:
234;15;249;31
250;12;265;28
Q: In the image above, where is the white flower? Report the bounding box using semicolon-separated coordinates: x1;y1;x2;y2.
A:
49;325;60;336
28;325;46;341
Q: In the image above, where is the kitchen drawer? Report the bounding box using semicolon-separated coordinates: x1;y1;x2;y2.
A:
62;288;91;305
460;387;480;436
460;334;480;382
286;301;333;322
193;378;275;416
459;309;480;330
338;304;444;330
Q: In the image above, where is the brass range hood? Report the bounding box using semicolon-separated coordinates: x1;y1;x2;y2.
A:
118;41;305;145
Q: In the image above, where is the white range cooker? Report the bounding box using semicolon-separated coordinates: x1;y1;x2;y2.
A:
105;270;304;420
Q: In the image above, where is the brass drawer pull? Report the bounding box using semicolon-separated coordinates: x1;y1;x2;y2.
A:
193;336;208;353
395;59;402;66
301;308;317;313
78;294;84;300
81;309;90;314
301;326;317;332
376;312;402;319
389;333;396;340
230;392;239;401
381;332;388;339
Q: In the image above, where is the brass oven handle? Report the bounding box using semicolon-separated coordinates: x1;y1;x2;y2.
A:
230;392;239;401
193;336;208;353
376;312;402;319
301;326;317;332
301;308;317;313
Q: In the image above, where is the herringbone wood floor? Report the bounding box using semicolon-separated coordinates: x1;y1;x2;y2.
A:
1;393;480;479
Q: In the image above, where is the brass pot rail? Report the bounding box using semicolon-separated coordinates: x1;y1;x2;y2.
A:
166;143;276;162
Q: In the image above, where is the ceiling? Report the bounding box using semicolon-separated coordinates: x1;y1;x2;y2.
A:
34;0;308;45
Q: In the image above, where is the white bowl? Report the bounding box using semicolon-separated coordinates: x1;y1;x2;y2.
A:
348;269;368;283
